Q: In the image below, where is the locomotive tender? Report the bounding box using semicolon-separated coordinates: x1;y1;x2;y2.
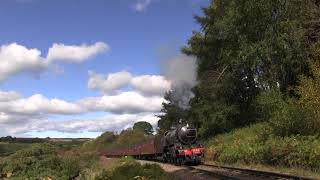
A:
102;122;204;165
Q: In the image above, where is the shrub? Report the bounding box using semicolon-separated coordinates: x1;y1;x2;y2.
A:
0;143;81;179
264;136;320;170
206;123;270;164
268;102;311;137
205;123;320;170
95;157;171;180
81;129;153;152
256;90;315;137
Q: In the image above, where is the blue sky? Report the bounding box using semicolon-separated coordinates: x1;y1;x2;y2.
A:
0;0;208;138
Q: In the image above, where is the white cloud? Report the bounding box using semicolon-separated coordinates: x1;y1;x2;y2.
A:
4;113;159;135
0;43;46;81
0;89;165;130
88;71;171;96
88;71;132;94
46;42;109;63
133;0;152;12
0;112;40;125
52;113;159;133
0;91;21;102
0;42;108;82
0;94;84;115
79;91;164;114
131;75;171;95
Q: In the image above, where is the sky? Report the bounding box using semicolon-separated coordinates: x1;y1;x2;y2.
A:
0;0;209;138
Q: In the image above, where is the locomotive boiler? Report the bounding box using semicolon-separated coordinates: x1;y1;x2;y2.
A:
161;122;203;165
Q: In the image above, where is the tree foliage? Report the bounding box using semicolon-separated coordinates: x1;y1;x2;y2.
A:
159;0;320;138
158;91;187;131
133;121;154;135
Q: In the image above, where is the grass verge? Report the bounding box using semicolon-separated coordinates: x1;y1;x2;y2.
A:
204;123;320;179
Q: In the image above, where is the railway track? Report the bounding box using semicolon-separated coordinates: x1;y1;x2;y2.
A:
137;159;319;180
195;163;318;180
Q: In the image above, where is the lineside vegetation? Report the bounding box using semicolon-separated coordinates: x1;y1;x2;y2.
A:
159;0;320;173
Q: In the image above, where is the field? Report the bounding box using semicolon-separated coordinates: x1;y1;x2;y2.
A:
0;142;32;157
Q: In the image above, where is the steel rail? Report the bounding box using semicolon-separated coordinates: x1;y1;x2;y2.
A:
138;158;318;180
202;163;318;180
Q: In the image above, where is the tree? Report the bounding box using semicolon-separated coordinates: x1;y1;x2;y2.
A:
160;0;320;138
157;91;187;132
133;121;154;135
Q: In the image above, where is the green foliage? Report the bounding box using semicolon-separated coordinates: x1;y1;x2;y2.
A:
268;102;311;136
256;91;313;136
95;157;171;180
81;129;153;152
0;143;80;179
0;143;32;157
133;121;154;135
264;136;320;170
206;123;320;170
116;129;151;148
160;0;320;139
206;123;271;164
297;63;320;133
158;91;187;131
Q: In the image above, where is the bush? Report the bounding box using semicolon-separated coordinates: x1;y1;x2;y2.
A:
95;157;171;180
268;102;312;137
256;90;315;137
81;129;153;153
264;136;320;170
0;143;81;179
205;123;320;170
206;123;269;164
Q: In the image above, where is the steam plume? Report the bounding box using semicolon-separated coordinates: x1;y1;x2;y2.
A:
163;54;198;109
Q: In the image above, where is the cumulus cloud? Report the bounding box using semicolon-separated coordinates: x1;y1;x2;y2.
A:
4;113;159;135
131;75;171;95
46;42;109;63
133;0;152;12
88;71;171;96
0;94;84;115
0;42;108;82
88;71;132;94
0;43;46;81
0;89;165;130
79;91;164;114
0;112;40;125
0;91;21;102
52;113;159;133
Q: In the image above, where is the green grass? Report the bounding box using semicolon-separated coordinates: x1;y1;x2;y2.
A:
204;123;320;178
0;143;102;179
94;157;174;180
0;142;33;157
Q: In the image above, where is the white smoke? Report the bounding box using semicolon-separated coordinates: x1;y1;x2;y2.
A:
163;54;198;109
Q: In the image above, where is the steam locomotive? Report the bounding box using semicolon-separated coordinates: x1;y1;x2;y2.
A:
102;121;204;165
161;122;203;165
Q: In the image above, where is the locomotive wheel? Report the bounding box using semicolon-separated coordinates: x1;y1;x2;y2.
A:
162;154;167;163
173;158;178;165
176;158;182;166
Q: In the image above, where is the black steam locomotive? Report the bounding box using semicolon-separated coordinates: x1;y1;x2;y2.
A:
102;121;204;166
160;122;203;165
